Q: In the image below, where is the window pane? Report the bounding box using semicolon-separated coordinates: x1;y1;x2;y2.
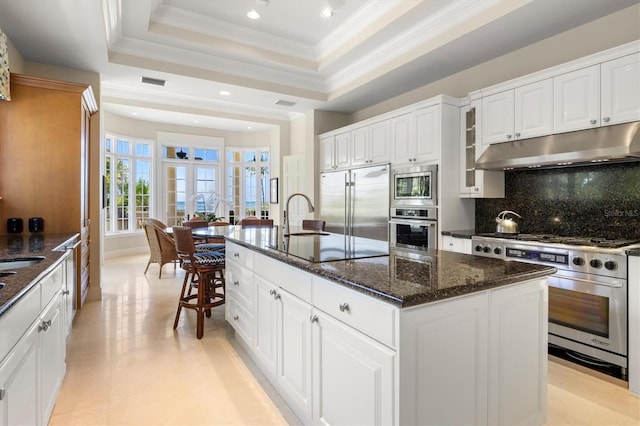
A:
135;143;150;157
194;148;219;162
105;137;112;153
260;151;269;162
245;166;257;216
116;158;130;231
116;139;130;155
260;166;270;219
135;160;150;230
166;165;187;227
228;149;240;163
245;151;257;163
105;156;112;232
227;165;241;224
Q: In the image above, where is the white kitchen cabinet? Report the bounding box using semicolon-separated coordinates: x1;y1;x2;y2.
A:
459;101;505;198
319;132;350;171
312;309;396;426
39;293;66;423
441;235;473;254
253;269;313;420
553;65;600;133
225;244;255;348
399;291;488;425
392;105;441;165
481;80;552;144
351;121;390;166
0;319;39;426
0;260;66;426
601;52;640;125
390;112;415;164
488;278;547;425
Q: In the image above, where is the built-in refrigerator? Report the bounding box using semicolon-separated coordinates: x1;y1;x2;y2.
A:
320;164;390;242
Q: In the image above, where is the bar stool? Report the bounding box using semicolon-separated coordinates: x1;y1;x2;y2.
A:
172;226;225;339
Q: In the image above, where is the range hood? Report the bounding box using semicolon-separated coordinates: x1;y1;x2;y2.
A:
475;121;640;170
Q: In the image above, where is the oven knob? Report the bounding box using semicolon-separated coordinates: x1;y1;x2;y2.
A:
493;247;502;255
604;260;618;271
589;259;603;269
483;246;491;253
475;245;483;252
572;257;585;266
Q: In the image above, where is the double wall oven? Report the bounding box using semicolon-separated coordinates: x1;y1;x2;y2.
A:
389;165;438;250
473;234;638;379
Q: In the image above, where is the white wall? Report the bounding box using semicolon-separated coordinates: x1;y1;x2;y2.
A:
349;3;640;123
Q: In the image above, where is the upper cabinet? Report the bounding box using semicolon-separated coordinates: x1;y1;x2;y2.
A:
351;120;390;167
481;79;553;144
460;101;504;198
601;52;640;125
476;41;639;147
320;122;390;171
319;132;350;171
554;53;640;133
553;65;600;133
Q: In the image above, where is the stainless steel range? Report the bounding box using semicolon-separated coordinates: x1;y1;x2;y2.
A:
472;233;640;379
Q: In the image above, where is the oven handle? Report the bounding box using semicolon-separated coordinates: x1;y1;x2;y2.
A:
552;274;624;288
389;218;436;226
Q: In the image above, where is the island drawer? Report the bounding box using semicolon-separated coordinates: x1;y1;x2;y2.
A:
227;243;254;270
40;261;64;309
227;297;254;346
254;255;311;302
312;277;398;348
226;267;253;308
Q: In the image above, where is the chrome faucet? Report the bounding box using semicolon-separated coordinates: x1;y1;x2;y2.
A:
284;192;314;236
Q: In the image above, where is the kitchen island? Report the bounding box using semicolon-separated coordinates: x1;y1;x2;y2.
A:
223;226;555;425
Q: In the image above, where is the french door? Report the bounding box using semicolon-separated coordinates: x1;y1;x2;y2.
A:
163;162;220;226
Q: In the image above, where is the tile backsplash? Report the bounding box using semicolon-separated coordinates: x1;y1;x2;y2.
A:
475;162;640;239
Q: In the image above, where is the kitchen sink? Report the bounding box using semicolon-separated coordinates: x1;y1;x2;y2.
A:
0;256;46;271
0;271;17;278
285;232;329;237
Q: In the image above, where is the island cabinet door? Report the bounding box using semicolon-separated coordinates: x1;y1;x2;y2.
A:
487;279;548;426
398;292;489;426
254;276;278;378
311;310;396;426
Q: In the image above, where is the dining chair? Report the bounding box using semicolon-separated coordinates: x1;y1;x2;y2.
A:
172;226;225;339
302;220;326;231
143;221;179;278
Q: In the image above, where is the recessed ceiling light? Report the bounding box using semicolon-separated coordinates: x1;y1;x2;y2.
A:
193;120;199;124
247;126;253;130
247;9;261;19
219;90;231;96
132;112;138;116
320;8;334;18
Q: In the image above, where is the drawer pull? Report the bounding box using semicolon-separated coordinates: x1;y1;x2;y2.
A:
310;315;319;323
339;302;350;312
269;289;276;296
62;289;70;295
234;253;240;258
274;293;282;301
233;280;240;287
233;315;239;321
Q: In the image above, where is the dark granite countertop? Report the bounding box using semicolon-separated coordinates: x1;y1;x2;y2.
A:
628;249;640;257
0;234;78;316
441;229;475;239
221;226;555;308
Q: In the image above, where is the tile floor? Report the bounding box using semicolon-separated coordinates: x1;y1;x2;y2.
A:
49;254;640;425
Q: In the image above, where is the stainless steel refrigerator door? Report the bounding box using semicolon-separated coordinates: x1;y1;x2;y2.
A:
350;164;390;241
320;170;348;235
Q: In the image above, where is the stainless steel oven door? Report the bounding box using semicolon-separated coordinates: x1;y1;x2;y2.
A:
548;270;627;359
389;218;437;250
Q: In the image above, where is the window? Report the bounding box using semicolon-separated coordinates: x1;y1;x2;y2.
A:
162;146;222;226
104;135;152;233
227;148;270;223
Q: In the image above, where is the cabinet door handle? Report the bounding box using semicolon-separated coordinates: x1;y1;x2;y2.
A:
506;134;512;139
515;132;521;137
339;302;350;312
62;289;70;295
590;119;597;125
274;293;281;301
233;315;239;321
233;253;240;258
310;315;319;323
233;280;240;287
603;117;610;123
269;289;276;296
